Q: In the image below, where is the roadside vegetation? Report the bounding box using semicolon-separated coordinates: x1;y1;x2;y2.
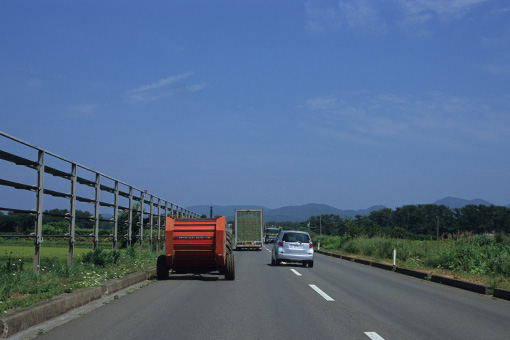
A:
308;233;510;290
269;204;510;291
0;205;163;315
0;242;159;314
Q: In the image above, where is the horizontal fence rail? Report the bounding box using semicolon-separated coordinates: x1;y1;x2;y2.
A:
0;131;199;271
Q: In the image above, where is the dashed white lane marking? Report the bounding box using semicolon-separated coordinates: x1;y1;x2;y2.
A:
309;284;334;301
364;332;385;340
290;269;302;276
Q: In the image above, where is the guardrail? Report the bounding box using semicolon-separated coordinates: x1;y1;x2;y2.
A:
0;131;199;271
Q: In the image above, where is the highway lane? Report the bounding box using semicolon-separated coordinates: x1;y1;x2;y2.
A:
32;245;509;340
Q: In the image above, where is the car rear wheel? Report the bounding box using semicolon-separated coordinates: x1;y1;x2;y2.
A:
308;261;314;268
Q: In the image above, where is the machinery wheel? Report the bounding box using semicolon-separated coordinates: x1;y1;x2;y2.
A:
225;253;235;281
157;255;169;280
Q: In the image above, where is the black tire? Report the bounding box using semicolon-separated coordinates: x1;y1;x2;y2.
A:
225;254;235;280
226;233;233;254
157;255;169;280
275;259;281;266
308;261;314;268
271;256;275;265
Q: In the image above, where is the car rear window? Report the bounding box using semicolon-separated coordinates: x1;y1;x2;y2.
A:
282;233;310;243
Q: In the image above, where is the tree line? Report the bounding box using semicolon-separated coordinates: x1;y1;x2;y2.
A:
0;209;108;234
0;205;151;244
4;204;509;239
271;204;510;239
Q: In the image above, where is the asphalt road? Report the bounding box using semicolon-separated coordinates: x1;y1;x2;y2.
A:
32;245;510;340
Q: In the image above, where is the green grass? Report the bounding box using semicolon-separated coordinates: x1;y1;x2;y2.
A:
0;243;159;315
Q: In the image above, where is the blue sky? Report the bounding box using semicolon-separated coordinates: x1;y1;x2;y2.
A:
1;0;509;210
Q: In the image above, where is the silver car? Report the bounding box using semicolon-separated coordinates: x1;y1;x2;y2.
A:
271;230;314;267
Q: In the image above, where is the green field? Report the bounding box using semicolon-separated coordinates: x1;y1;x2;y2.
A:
1;245;90;262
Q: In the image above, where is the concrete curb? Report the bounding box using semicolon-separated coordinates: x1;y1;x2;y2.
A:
395;267;430;280
1;268;156;338
494;288;510;300
315;249;510;301
431;275;487;295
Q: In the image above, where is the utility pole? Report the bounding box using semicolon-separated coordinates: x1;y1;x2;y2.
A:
436;216;439;238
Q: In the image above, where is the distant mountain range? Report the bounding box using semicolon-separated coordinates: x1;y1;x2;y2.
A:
187;203;386;222
187;197;509;222
432;196;495;209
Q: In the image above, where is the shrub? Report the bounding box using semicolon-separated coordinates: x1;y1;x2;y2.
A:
81;248;120;267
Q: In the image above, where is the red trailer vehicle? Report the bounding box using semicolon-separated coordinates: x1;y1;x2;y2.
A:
156;215;235;280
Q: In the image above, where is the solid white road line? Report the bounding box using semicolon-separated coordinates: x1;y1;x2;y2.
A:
290;269;302;276
364;332;385;340
309;284;334;301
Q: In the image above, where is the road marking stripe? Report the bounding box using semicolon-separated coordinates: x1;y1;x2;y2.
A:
290;269;302;276
365;332;385;340
309;284;334;301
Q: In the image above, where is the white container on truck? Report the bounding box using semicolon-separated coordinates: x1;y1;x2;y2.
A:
235;209;263;250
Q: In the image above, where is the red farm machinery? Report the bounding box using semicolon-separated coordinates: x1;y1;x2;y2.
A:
156;215;235;280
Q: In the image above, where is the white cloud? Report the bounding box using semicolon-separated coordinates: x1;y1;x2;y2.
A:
307;96;337;110
126;72;206;102
485;64;510;76
302;91;510;150
305;0;385;34
26;78;42;87
305;0;489;34
397;0;488;25
127;72;193;95
305;2;340;33
65;104;98;118
338;0;386;32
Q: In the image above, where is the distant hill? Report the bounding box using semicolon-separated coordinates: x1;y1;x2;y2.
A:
433;196;494;209
186;203;388;222
187;197;509;222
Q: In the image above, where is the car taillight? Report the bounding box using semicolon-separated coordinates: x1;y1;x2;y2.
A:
278;242;283;247
309;243;313;248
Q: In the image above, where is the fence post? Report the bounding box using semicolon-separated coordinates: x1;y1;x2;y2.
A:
112;180;119;251
68;163;77;266
393;245;397;267
148;195;153;253
163;201;168;251
128;187;133;247
33;150;44;273
157;199;161;252
93;173;100;251
139;191;144;253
